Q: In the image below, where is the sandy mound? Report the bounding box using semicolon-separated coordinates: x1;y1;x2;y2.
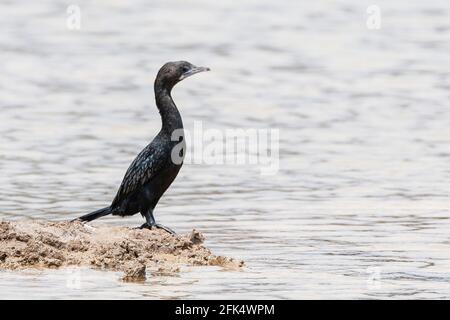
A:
0;220;244;281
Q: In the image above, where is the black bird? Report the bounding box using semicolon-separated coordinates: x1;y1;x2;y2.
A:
76;61;210;233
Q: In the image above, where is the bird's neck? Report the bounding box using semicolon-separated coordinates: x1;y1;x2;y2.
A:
154;85;183;134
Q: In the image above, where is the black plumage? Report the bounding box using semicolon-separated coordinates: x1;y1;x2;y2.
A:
76;61;210;233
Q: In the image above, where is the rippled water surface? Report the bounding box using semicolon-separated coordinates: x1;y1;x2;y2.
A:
1;0;450;299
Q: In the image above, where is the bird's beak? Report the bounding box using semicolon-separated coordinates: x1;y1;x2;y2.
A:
179;66;210;80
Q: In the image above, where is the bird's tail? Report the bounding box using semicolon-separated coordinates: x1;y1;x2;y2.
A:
75;206;112;222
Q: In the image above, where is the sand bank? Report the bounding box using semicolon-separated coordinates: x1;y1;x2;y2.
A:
0;220;243;281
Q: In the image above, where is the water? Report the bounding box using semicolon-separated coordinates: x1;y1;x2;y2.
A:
1;0;450;299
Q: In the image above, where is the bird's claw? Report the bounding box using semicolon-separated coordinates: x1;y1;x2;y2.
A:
134;223;176;235
154;223;176;235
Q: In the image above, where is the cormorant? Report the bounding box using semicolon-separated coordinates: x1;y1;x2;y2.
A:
76;61;210;234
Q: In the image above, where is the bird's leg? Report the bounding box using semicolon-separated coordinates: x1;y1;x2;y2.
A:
144;209;156;227
134;209;155;229
139;209;176;235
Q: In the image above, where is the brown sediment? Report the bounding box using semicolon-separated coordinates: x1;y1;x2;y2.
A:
0;220;244;281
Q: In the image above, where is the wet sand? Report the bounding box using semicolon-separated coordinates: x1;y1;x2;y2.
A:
0;220;243;281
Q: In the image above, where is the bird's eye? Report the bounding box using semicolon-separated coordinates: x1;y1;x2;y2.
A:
182;66;190;73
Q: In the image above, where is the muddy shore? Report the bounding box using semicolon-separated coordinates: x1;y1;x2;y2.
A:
0;220;243;281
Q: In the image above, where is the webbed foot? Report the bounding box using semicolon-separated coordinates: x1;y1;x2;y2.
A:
134;222;176;235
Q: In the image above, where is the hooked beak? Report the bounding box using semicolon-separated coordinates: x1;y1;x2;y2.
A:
179;66;210;80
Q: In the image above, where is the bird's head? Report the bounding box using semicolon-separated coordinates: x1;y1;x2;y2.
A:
155;61;210;91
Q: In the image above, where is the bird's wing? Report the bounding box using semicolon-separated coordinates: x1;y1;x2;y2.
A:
111;143;168;207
